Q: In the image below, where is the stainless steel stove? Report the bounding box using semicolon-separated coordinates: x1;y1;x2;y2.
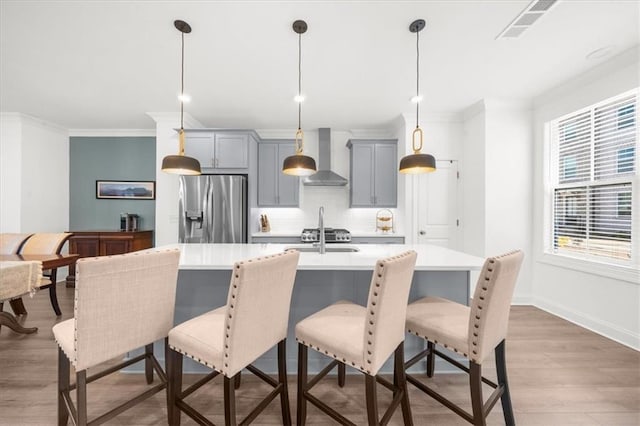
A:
300;228;351;243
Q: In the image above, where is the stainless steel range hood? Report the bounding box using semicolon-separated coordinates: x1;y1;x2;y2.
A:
303;128;348;186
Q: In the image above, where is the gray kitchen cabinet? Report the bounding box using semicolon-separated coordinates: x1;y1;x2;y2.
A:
184;130;252;171
251;235;300;244
258;140;299;207
347;139;397;207
350;236;405;244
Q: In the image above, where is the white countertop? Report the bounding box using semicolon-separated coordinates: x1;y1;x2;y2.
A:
166;243;483;272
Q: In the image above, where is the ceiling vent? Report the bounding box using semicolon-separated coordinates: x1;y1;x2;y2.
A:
496;0;558;39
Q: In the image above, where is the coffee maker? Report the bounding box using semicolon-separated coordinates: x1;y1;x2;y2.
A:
120;213;140;231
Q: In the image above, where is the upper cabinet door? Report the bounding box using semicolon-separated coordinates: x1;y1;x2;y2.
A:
258;142;278;206
257;141;299;207
184;132;215;168
276;143;299;206
350;143;375;207
214;133;249;169
373;143;397;207
348;139;397;207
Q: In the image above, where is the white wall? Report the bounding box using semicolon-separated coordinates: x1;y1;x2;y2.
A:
0;113;22;232
461;103;486;258
485;101;533;301
0;113;69;233
532;47;640;349
459;100;534;301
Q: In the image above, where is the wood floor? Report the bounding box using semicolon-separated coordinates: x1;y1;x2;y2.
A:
1;284;638;425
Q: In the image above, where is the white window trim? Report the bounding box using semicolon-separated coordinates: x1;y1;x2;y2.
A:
542;88;640;283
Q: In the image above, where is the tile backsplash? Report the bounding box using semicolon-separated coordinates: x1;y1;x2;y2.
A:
254;186;401;235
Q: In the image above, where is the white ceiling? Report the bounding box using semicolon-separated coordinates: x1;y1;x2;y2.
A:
1;0;638;131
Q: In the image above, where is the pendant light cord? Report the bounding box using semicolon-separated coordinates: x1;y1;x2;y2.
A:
298;32;302;131
415;28;420;129
180;31;185;130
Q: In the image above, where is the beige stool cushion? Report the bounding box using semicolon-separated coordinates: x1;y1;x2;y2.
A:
406;297;470;358
295;300;365;370
168;306;226;372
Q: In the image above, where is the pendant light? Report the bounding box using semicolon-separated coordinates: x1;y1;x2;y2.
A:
162;20;201;175
399;19;436;174
282;20;317;176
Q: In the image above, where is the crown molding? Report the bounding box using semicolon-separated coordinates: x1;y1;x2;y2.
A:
68;129;156;137
1;112;68;135
146;112;203;129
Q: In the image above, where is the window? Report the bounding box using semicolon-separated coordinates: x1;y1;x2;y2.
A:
549;90;637;263
617;147;635;173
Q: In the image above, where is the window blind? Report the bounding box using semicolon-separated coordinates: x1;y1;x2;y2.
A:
551;91;637;262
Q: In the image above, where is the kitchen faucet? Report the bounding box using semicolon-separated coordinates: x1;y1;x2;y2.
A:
318;206;326;254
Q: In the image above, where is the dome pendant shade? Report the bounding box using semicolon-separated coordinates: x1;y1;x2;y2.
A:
282;153;317;176
399;153;436;174
162;155;201;175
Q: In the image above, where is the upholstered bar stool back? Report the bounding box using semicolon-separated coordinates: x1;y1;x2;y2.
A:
19;232;72;316
405;250;524;426
167;250;300;425
295;250;417;426
0;233;33;254
52;248;181;426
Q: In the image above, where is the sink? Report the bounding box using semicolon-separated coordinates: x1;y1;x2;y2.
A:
285;246;360;253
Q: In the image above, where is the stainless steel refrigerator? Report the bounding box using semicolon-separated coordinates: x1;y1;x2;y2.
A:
178;175;247;243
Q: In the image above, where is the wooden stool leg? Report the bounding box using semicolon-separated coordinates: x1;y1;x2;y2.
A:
365;374;379;426
297;343;308;426
495;340;515;426
277;339;292;426
338;362;346;387
144;343;153;384
426;341;435;377
234;371;242;389
469;362;486;426
58;347;70;426
224;375;237;426
167;347;183;426
77;370;88;426
394;342;413;426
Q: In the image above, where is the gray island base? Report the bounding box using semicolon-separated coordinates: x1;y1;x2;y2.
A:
141;243;484;375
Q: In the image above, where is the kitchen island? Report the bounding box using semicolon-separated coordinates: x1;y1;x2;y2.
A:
162;243;484;374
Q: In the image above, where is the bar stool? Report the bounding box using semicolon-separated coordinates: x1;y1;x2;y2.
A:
52;248;181;426
295;250;417;426
166;250;300;425
404;250;524;426
20;232;72;316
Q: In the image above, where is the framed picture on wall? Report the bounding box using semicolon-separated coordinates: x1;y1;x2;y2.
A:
96;180;155;200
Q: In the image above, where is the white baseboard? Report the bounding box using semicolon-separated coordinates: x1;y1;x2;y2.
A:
533;296;640;351
511;295;534;305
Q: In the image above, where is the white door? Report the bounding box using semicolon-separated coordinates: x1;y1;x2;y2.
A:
416;160;459;248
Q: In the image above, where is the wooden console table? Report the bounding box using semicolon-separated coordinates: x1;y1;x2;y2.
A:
65;230;153;287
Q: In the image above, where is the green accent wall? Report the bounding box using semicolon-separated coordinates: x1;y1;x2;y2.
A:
69;137;156;234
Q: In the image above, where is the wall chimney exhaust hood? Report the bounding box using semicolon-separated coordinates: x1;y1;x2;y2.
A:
303;128;348;186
